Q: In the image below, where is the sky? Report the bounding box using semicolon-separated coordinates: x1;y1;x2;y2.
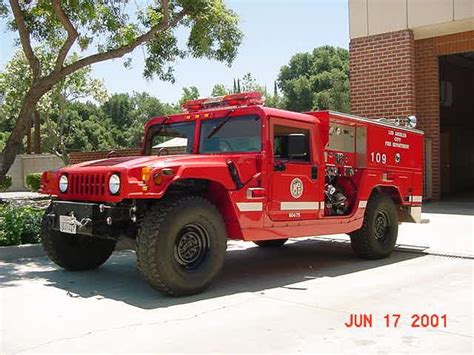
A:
0;0;349;104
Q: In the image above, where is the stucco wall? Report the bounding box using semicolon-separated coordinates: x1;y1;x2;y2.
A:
349;0;474;39
7;154;64;191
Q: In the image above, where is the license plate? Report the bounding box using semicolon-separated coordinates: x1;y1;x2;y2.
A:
59;215;77;234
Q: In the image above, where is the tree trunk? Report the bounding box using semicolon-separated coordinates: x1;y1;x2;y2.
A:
26;124;32;154
34;110;41;154
0;79;56;180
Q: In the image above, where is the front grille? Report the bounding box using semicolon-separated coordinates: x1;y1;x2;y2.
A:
68;173;107;197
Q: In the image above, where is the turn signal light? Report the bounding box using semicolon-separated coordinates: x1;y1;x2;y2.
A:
141;166;153;181
153;172;162;185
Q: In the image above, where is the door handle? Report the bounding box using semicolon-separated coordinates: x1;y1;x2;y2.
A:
274;163;286;172
311;165;318;179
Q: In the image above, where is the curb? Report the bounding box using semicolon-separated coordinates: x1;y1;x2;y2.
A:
0;244;46;260
0;238;135;261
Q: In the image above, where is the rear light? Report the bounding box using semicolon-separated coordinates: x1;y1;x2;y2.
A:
247;187;266;199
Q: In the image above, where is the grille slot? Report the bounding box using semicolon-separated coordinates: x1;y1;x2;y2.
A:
67;173;107;198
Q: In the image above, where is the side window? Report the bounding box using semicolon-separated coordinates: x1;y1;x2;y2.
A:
273;125;310;162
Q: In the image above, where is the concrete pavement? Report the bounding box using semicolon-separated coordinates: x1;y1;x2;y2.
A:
0;203;472;354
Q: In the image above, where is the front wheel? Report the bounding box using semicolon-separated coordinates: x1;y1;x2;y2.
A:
349;193;398;259
41;210;116;271
136;196;227;296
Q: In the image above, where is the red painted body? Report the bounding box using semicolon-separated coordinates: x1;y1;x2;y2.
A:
40;93;424;241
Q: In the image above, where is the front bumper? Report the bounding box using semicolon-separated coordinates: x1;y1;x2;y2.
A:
45;200;137;238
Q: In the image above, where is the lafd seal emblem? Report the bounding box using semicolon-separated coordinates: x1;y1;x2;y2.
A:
290;178;303;199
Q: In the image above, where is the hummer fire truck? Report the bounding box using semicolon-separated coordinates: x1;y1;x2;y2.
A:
40;92;424;296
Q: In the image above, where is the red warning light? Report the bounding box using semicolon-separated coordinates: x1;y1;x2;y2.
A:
182;92;264;112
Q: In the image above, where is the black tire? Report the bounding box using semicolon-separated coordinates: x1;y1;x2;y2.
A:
136;196;227;296
254;239;288;248
41;210;116;271
349;193;398;259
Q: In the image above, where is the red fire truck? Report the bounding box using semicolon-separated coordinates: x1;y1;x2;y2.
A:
40;92;424;296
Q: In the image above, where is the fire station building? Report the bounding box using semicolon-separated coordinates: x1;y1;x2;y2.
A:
348;0;474;200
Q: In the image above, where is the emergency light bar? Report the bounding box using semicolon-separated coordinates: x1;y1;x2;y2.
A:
182;92;264;112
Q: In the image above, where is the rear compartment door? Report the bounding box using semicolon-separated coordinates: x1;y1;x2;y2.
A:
266;118;321;222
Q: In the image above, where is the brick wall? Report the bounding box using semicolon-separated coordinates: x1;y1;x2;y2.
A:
350;29;474;200
350;29;417;119
69;147;186;164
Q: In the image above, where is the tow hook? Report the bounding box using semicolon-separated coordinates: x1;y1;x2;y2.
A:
69;212;92;229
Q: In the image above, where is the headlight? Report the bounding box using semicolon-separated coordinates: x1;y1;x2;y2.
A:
109;174;121;195
59;174;68;193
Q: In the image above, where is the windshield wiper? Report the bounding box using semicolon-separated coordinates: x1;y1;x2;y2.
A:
206;109;235;139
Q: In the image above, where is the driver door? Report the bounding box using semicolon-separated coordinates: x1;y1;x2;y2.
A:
266;118;321;222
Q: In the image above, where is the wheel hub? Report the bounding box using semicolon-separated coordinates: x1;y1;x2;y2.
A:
174;223;209;269
374;211;389;240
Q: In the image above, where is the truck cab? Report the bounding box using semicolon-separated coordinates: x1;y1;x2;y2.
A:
40;92;424;296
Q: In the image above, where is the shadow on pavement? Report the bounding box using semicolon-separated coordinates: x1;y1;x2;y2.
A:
0;239;424;309
423;190;474;216
423;200;474;216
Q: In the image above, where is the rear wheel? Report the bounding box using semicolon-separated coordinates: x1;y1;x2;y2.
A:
349;193;398;259
254;239;288;248
136;196;227;296
41;209;116;271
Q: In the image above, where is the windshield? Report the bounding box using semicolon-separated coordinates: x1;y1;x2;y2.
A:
145;121;195;155
200;115;261;153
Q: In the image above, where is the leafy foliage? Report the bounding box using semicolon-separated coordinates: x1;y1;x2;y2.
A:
0;48;108;159
25;173;42;191
0;206;43;246
0;175;12;191
0;0;242;179
211;84;228;97
278;46;349;112
179;86;200;105
0;0;242;83
208;73;283;108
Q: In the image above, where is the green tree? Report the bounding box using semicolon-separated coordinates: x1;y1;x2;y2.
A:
0;0;242;181
53;101;115;154
241;73;263;92
278;46;349;113
265;81;283;108
0;49;108;162
211;84;228;97
126;92;178;147
102;94;133;128
179;86;200;105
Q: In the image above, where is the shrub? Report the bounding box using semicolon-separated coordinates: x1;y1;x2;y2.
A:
0;175;12;192
0;206;43;246
25;173;42;191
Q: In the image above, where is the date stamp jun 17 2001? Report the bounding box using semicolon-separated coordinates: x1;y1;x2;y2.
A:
344;314;448;328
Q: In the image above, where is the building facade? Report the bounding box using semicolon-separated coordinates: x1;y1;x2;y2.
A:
349;0;474;199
